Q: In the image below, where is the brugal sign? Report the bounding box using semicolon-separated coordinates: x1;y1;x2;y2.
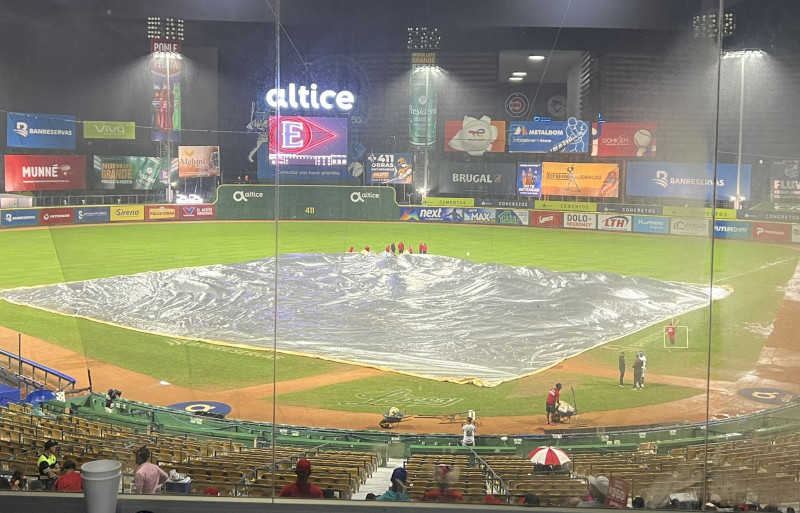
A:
265;83;355;111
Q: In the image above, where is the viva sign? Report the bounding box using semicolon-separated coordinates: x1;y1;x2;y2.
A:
265;83;355;111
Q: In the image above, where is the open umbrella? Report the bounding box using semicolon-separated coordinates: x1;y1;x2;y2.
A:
528;446;571;466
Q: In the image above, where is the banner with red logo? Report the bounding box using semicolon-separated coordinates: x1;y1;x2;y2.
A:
445;117;506;155
529;211;563;228
752;222;791;242
180;205;216;219
146;205;179;221
4;155;86;191
39;208;74;225
591;122;657;157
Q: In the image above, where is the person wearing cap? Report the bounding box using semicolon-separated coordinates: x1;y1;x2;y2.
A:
578;475;609;507
377;467;413;502
54;459;82;492
133;446;168;494
421;464;463;503
38;439;60;488
461;416;476;446
618;351;626;387
546;383;562;425
279;458;323;498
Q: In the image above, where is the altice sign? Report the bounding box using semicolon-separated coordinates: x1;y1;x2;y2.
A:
265;83;355;111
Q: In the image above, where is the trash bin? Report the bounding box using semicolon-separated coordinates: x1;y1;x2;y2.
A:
81;459;122;513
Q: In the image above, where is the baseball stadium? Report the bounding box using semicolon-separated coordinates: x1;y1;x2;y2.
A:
1;1;799;512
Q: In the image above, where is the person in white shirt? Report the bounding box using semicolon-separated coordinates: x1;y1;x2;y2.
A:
461;417;476;446
637;351;647;389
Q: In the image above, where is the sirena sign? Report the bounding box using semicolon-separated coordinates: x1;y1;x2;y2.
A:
265;83;354;111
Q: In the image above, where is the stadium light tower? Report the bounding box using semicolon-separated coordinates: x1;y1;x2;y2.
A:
407;27;441;203
723;49;764;209
147;17;185;202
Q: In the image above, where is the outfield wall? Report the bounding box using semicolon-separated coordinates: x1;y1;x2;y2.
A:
1;185;799;244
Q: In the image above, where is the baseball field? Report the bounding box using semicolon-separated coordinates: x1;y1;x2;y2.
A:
0;220;798;434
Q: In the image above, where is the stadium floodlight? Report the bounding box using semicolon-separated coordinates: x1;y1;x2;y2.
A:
407;27;441;51
146;16;185;41
692;12;735;39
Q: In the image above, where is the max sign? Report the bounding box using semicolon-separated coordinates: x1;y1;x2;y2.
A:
265;83;354;111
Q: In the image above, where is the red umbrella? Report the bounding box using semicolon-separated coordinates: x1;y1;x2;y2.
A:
528;446;571;466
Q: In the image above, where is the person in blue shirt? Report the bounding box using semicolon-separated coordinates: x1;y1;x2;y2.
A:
377;467;413;502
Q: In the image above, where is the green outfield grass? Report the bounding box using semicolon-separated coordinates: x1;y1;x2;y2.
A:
0;221;797;417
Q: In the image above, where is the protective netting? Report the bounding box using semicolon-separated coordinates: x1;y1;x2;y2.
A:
0;253;729;386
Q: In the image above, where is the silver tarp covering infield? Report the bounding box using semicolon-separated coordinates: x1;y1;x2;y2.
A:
0;253;729;386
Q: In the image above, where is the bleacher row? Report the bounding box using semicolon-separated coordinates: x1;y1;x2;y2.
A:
0;403;376;499
1;401;799;505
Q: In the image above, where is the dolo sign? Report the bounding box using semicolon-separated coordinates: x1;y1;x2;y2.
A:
265;83;355;111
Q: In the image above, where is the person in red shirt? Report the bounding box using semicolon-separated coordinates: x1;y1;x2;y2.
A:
666;322;676;346
348;246;354;253
546;383;562;425
279;458;323;498
385;245;391;253
408;246;414;254
421;465;463;503
398;241;405;253
54;460;82;492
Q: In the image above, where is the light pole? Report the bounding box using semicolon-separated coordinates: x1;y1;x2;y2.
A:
723;49;763;209
408;27;441;203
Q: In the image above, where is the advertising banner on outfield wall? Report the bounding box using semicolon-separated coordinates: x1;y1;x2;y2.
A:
751;222;791;242
83;121;136;140
793;225;800;244
146;205;179;221
536;200;597;212
438;162;516;195
180;205;216;220
670;218;710;237
462;208;495;223
633;216;670;234
591;122;657;157
367;153;413;184
399;207;463;222
423;197;475;207
739;209;800;223
563;212;597;230
598;214;632;231
530;211;563;228
4;155;86;191
1;209;38;228
770;159;800;201
477;198;534;209
92;156;170;190
627;162;751;200
445;117;505;155
542;162;620;197
178;146;220;178
110;205;145;222
508;117;590;153
496;209;528;226
599;204;663;215
75;207;110;224
40;208;73;226
216;187;272;220
517;162;542;197
7;112;76;149
714;220;751;239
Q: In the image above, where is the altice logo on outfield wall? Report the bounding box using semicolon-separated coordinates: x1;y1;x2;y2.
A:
265;83;355;111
